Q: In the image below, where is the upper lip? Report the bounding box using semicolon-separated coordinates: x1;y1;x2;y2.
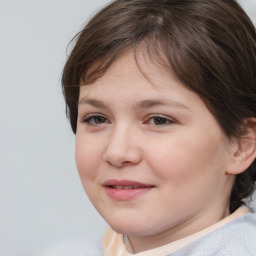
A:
103;179;155;188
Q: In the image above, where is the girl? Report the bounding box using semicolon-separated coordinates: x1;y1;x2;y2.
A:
62;0;256;255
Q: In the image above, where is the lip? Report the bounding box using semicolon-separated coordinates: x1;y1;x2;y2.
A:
103;179;155;201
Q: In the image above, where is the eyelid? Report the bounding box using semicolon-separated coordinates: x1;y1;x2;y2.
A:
80;113;109;124
145;114;176;126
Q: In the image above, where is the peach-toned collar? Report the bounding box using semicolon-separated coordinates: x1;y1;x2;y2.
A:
102;206;250;256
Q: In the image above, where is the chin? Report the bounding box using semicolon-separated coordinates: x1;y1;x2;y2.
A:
108;218;161;237
106;218;148;236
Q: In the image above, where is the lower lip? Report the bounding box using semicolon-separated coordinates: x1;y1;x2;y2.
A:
104;186;153;201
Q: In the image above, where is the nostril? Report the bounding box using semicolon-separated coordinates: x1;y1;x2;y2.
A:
103;138;142;167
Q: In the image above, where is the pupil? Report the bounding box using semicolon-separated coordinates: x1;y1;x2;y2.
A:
95;116;105;123
154;117;166;125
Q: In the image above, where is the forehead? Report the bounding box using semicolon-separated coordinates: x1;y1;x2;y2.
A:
81;48;178;91
80;50;179;93
80;41;174;85
78;50;207;114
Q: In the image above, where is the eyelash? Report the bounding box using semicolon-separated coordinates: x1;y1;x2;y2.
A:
146;115;175;126
81;114;108;125
80;113;175;127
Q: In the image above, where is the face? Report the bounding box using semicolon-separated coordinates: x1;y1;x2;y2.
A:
76;51;235;249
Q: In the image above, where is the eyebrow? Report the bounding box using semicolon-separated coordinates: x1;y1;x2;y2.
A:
78;98;109;108
137;99;190;110
78;98;190;111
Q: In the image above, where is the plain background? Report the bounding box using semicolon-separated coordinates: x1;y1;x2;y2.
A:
0;0;255;255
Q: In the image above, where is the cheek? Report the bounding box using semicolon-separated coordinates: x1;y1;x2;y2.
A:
145;135;229;215
146;132;226;186
75;135;105;204
75;135;102;180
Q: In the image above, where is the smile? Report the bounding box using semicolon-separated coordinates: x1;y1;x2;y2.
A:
103;180;155;200
109;185;145;189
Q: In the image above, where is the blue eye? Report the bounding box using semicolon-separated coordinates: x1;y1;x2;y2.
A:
83;115;108;125
148;116;174;126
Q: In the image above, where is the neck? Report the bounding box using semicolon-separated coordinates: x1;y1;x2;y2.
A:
128;203;231;253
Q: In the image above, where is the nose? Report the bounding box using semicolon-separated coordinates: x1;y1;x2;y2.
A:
103;124;142;168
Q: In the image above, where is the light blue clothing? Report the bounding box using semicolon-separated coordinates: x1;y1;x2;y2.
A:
84;241;103;256
74;213;256;255
170;213;256;256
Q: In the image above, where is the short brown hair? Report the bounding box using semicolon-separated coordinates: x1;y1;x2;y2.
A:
62;0;256;212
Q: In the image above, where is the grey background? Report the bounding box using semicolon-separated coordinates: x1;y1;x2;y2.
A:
0;0;255;255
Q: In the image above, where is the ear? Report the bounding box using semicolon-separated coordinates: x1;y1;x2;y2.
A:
226;117;256;175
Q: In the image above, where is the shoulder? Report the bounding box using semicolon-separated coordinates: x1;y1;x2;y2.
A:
41;240;104;256
83;241;104;256
205;213;256;255
171;213;256;256
85;242;104;256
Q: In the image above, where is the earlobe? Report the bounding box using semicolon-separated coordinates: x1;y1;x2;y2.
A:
226;118;256;175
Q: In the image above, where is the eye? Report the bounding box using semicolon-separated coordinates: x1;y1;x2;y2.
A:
82;115;109;125
147;116;175;126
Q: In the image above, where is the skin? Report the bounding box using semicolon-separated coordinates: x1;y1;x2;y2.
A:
75;50;237;253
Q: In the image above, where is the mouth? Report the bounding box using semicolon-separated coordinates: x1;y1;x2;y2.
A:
103;180;155;200
107;185;146;189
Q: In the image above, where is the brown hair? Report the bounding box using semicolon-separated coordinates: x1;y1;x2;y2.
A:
62;0;256;212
